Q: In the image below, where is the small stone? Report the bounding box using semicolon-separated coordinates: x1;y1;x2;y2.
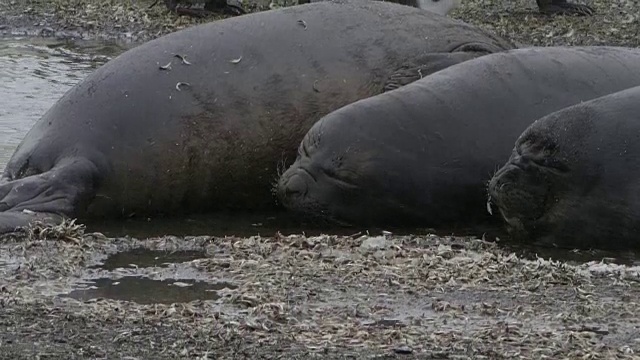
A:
393;345;413;354
359;236;390;252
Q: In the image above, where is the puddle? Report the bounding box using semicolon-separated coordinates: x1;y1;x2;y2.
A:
63;276;236;304
85;210;511;240
87;217;640;266
84;211;370;239
504;243;640;266
0;255;21;273
93;248;207;271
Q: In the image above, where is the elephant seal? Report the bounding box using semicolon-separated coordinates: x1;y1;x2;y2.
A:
277;46;640;227
0;0;515;232
488;85;640;250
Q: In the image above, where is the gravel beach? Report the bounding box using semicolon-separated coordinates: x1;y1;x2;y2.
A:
2;225;640;359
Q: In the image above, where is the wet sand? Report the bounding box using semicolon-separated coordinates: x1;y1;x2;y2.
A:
1;225;640;359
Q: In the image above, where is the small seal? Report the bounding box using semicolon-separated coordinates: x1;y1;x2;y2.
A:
488;85;640;250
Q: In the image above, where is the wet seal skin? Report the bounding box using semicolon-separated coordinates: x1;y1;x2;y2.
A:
0;0;517;232
277;46;640;228
488;85;640;250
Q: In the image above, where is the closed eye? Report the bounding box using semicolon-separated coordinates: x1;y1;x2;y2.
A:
298;140;311;158
531;157;569;173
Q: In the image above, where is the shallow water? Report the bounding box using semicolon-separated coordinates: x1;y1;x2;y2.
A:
0;37;128;171
64;276;236;304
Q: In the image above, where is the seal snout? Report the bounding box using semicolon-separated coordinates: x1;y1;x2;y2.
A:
282;173;309;198
487;161;528;218
277;166;317;207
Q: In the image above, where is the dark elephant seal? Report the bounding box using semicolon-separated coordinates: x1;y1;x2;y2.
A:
488;85;640;250
277;46;640;227
0;0;515;232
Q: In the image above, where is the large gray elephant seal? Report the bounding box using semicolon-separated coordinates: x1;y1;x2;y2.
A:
0;0;515;232
488;85;640;250
277;46;640;227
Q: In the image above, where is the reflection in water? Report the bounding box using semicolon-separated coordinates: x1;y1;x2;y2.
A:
86;211;368;239
63;276;236;304
87;214;640;265
86;210;510;239
0;37;128;171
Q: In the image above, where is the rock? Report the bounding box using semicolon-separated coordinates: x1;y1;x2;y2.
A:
393;345;413;354
359;236;391;252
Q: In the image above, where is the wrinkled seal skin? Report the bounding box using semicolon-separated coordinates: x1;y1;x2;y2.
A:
0;0;516;232
277;46;640;227
488;85;640;250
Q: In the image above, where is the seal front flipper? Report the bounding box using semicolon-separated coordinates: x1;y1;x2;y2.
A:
536;0;594;15
0;157;100;222
384;52;483;92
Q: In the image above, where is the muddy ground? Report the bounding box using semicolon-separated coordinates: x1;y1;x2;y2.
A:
2;223;640;359
2;0;640;358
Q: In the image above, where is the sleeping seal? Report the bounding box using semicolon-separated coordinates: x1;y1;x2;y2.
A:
0;0;515;232
488;85;640;250
277;46;640;227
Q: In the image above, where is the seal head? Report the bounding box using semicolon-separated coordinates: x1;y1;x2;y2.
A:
276;105;438;226
488;87;640;250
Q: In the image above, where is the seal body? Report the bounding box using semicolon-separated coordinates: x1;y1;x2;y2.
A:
0;0;515;231
488;85;640;250
277;46;640;227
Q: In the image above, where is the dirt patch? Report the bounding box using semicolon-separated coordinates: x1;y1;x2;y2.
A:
1;229;639;358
